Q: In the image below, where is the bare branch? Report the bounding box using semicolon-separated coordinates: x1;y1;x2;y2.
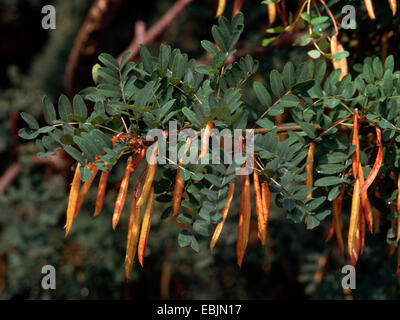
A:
65;0;123;95
118;0;193;63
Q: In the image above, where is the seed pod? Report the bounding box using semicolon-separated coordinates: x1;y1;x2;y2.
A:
94;168;110;217
125;196;141;281
136;143;158;207
351;109;360;180
261;181;270;229
237;175;251;268
305;142;316;199
330;35;348;80
112;157;133;230
333;186;345;255
364;0;376;19
172;168;184;217
216;0;226;18
138;186;155;267
268;2;277;25
210;182;235;252
75;163;98;217
389;0;397;16
65;163;82;237
253;170;266;245
360;127;383;195
199;121;214;160
358;162;373;233
397;174;400;241
348;178;361;255
349;208;362;266
172;138;192;217
232;0;243;18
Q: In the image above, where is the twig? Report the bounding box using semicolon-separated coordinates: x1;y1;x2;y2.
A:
0;163;21;195
65;0;123;95
0;151;68;195
197;31;306;66
320;0;338;37
117;0;193;63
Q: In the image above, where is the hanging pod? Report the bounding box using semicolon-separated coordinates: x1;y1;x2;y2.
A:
388;0;397;16
305;142;316;199
136;143;158;207
330;35;348;80
94;168;110;217
75;163;98;217
65;163;82;237
237;175;251;268
253;170;266;245
112;157;134;230
364;0;376;19
215;0;226;18
138;186;155;267
125;196;141;281
232;0;243;18
210;182;236;252
267;2;276;25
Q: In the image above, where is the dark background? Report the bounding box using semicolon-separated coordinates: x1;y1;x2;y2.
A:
0;0;399;300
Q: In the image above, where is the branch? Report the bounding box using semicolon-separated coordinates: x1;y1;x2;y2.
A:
197;31;305;66
65;0;123;95
118;0;193;63
0;163;21;195
0;151;68;195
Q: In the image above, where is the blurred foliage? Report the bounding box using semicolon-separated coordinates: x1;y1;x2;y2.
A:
2;0;400;300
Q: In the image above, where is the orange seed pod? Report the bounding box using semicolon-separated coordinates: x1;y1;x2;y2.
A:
138;186;155;267
210;182;235;252
65;163;82;237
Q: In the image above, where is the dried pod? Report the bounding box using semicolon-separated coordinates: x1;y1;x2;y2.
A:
75;163;98;217
65;163;82;237
138;186;155;266
216;0;226;18
305;142;316;199
112;157;133;230
125;196;141;281
237;175;251;268
210;182;235;251
330;35;348;80
94;168;110;217
137;143;158;207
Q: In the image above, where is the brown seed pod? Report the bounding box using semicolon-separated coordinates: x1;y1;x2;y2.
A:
267;2;277;25
210;182;236;252
348;178;361;255
65;163;82;237
138;186;155;267
364;0;376;19
75;163;98;217
253;170;266;245
216;0;226;18
389;0;397;16
94;168;110;217
199;121;214;160
136;143;158;207
330;35;348;80
125;196;141;281
237;175;251;268
305;142;316;199
112;157;133;230
232;0;243;18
